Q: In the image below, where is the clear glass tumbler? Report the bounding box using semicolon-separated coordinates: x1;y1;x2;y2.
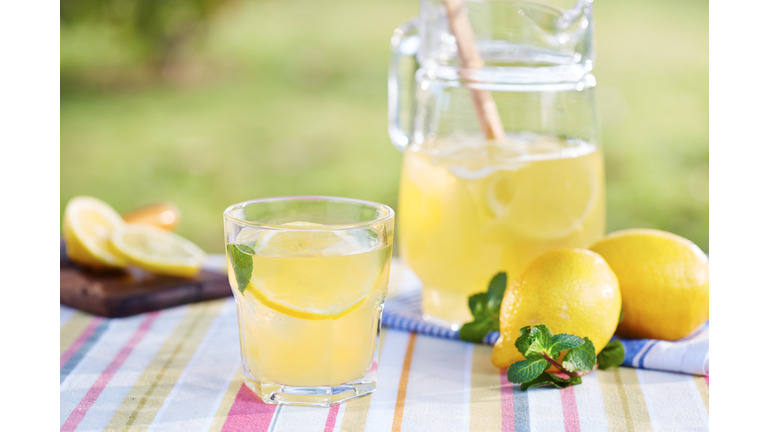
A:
223;196;394;407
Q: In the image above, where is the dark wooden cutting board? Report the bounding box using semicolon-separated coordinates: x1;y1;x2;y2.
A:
60;242;232;318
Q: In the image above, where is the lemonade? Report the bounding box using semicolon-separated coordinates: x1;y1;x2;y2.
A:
223;197;394;406
398;132;605;326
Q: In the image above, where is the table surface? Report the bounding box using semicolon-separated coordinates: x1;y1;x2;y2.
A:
60;261;709;432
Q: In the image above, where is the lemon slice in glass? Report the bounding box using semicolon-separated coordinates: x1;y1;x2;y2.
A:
230;222;372;320
242;286;371;321
111;224;207;278
63;196;128;269
250;221;353;257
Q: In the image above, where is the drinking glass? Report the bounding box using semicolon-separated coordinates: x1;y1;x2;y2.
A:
389;0;604;327
223;196;394;407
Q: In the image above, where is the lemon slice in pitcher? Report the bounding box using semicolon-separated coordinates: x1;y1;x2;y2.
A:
63;196;128;269
110;224;207;277
486;144;601;240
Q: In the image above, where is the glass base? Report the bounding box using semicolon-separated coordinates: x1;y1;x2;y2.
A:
243;375;376;407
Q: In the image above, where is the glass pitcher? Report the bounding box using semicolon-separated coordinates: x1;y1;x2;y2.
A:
389;0;604;327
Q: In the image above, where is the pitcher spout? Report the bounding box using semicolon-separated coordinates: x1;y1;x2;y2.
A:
515;0;594;68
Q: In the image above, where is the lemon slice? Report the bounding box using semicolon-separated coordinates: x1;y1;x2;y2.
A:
63;196;128;269
111;224;206;278
241;284;370;321
255;221;350;256
239;221;359;257
229;221;372;320
486;146;601;240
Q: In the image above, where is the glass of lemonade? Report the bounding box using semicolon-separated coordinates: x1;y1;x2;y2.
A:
223;197;394;407
389;0;604;327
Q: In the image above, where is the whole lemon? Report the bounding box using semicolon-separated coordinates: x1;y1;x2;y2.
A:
589;228;709;341
491;248;621;370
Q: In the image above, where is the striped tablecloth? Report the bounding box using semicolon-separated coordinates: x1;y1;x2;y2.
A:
60;259;709;431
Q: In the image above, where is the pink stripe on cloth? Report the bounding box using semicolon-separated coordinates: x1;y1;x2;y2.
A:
324;404;340;432
500;369;515;432
705;376;709;386
60;311;160;432
221;384;277;432
560;386;581;432
60;317;104;368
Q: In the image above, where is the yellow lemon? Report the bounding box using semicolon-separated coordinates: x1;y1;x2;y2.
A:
491;248;621;370
110;224;207;278
589;228;709;341
63;196;128;269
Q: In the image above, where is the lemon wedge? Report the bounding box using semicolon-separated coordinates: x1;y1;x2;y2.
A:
63;196;128;269
111;224;206;278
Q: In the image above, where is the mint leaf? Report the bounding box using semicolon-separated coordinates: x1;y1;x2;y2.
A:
507;358;549;384
562;337;596;373
227;244;254;293
549;334;584;357
524;324;553;358
521;373;582;391
458;317;495;342
460;292;496;343
459;272;507;343
515;326;534;358
486;272;507;314
468;292;489;319
597;340;625;370
515;324;558;359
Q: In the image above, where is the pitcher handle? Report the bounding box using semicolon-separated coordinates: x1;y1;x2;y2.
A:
388;18;419;152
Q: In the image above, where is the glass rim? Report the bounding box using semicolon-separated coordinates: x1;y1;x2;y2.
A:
223;195;395;230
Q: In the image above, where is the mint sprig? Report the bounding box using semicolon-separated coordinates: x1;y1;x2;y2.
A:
226;244;254;293
459;272;507;342
507;324;625;390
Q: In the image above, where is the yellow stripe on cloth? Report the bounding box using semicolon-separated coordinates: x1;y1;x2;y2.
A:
469;345;502;431
391;332;417;432
693;376;709;415
597;367;653;432
60;311;95;355
105;300;225;431
396;336;474;431
208;368;245;432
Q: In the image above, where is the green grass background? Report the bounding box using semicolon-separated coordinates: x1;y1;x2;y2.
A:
61;0;708;254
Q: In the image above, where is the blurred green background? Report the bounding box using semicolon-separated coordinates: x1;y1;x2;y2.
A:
60;0;708;254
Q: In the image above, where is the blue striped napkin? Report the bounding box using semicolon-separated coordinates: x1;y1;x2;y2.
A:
382;260;709;376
